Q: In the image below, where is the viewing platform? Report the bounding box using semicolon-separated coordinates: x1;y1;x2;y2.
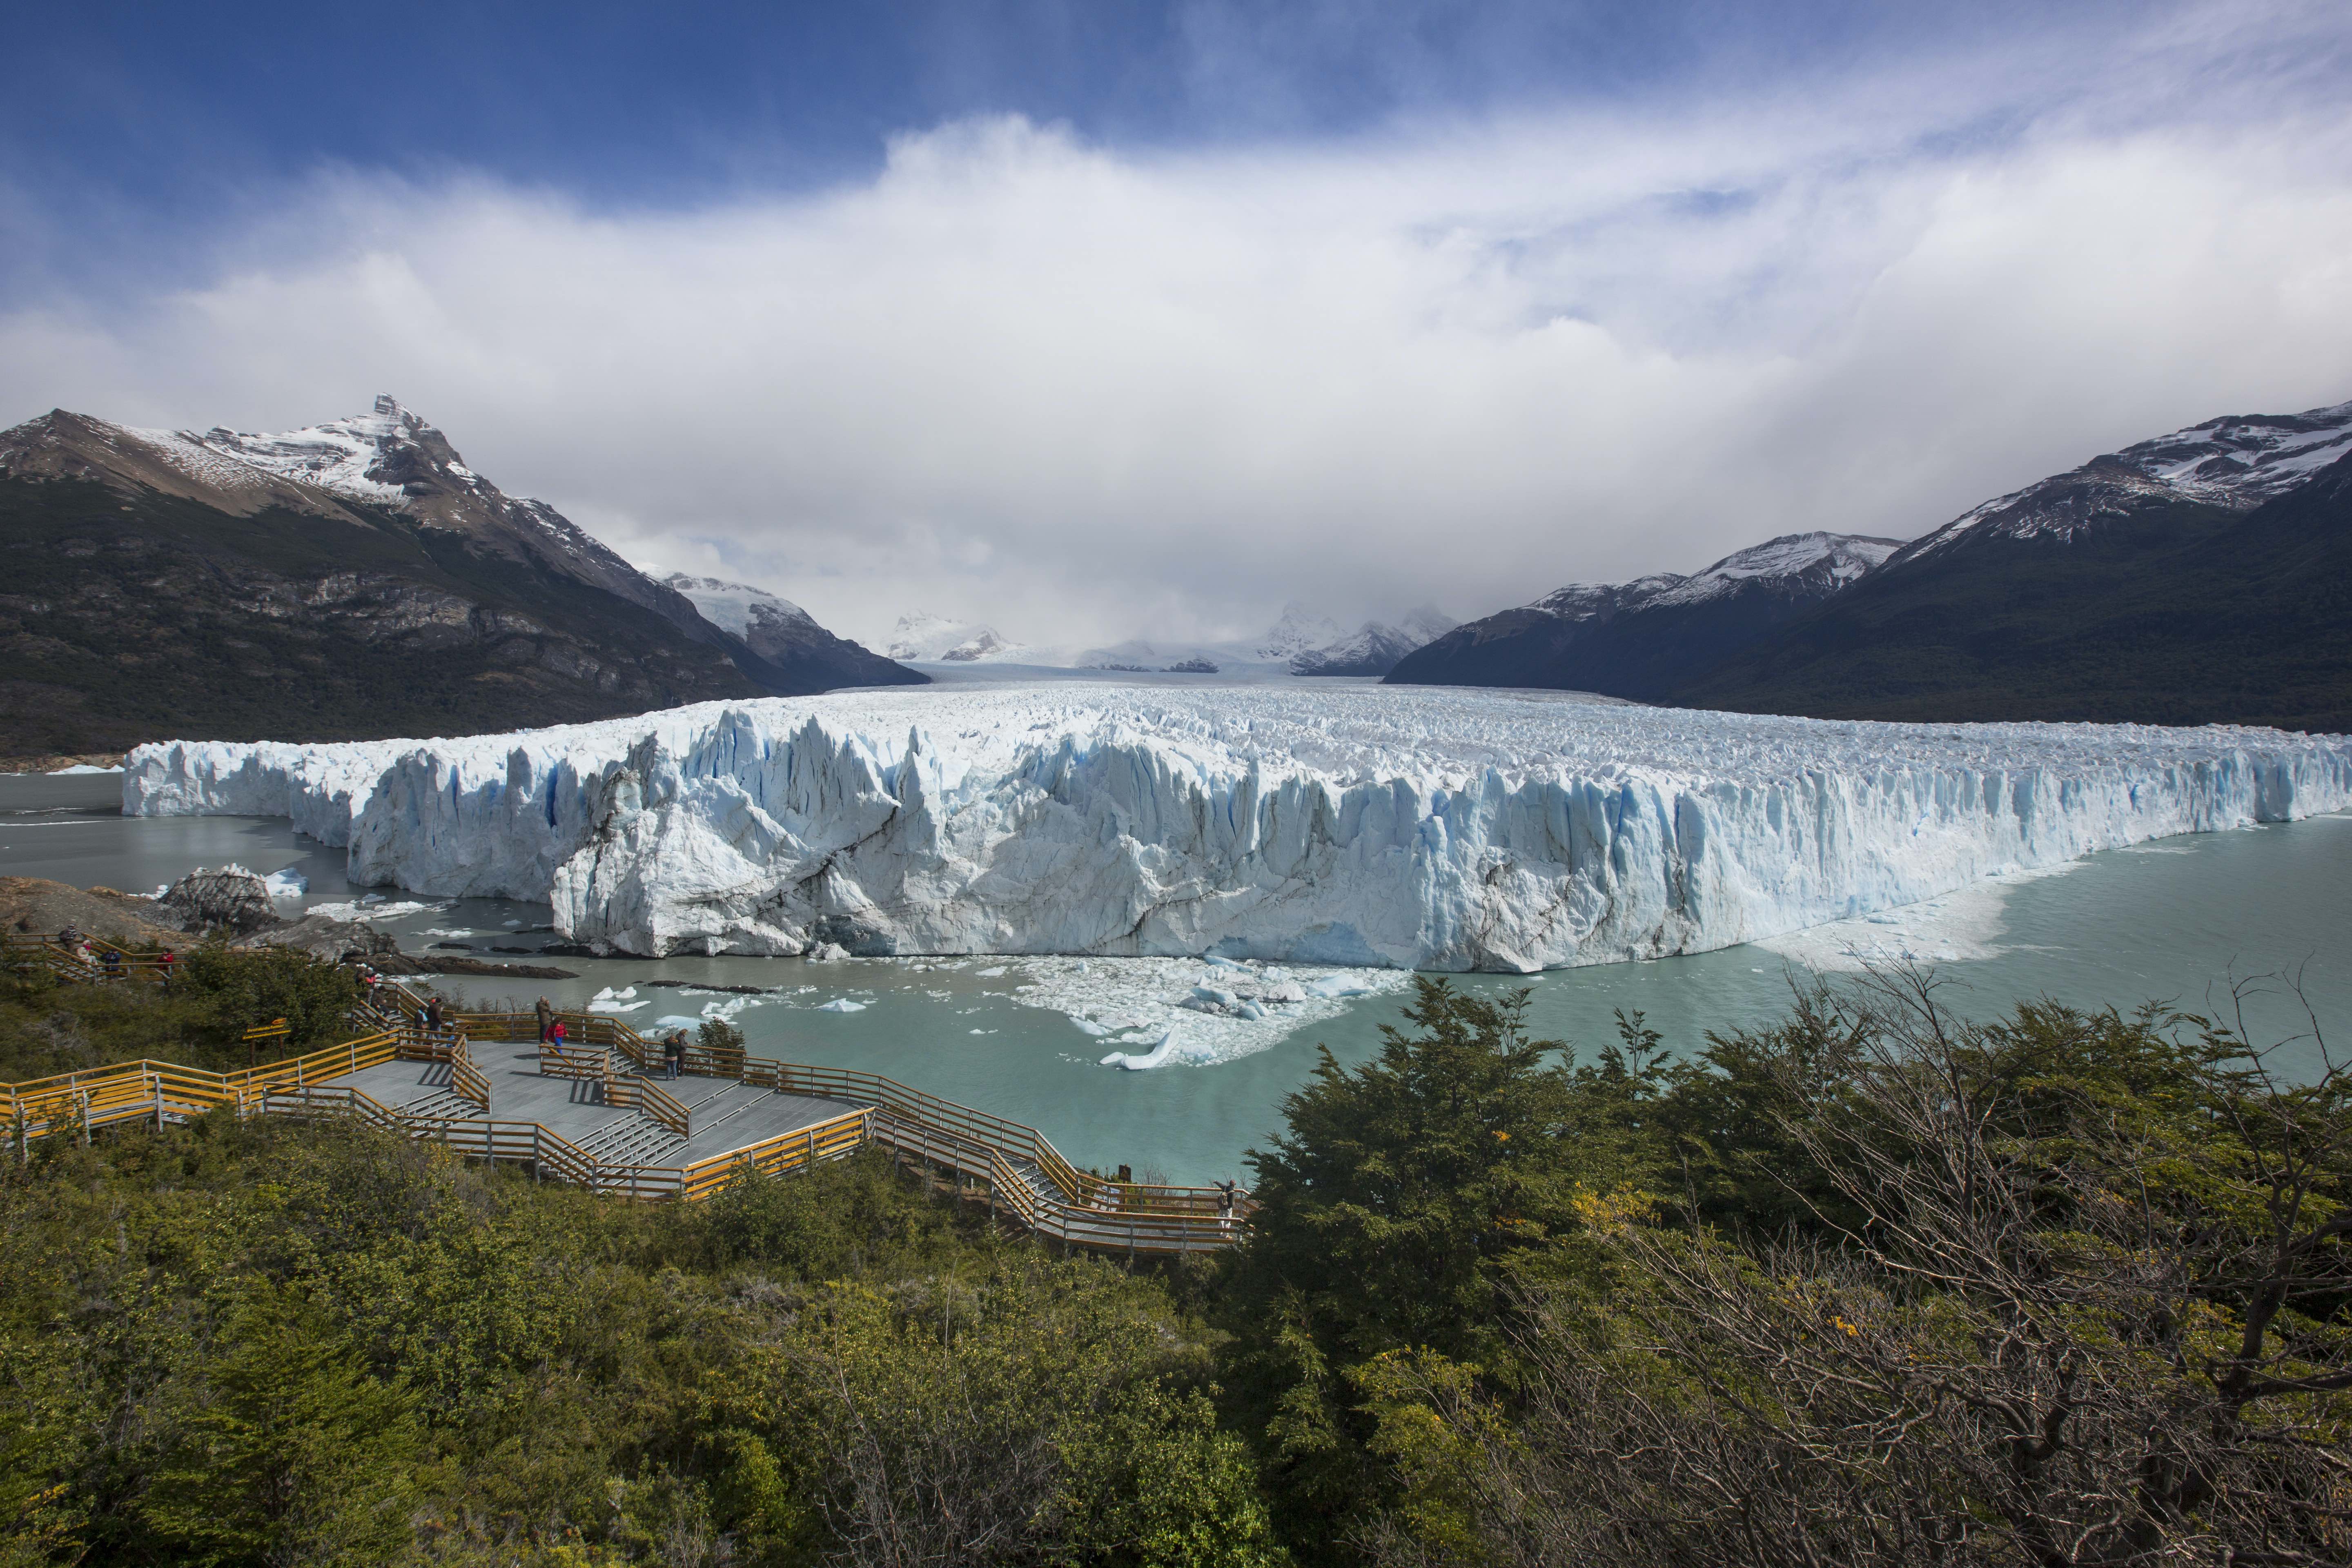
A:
3;934;1249;1255
325;1040;862;1183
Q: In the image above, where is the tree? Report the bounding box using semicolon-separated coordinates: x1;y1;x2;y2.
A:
141;1283;422;1566
1352;971;2352;1567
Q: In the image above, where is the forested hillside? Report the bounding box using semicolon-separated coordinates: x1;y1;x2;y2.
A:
6;960;2348;1565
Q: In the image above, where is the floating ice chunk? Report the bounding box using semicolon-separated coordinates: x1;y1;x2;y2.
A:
1201;954;1241;969
1304;975;1375;999
976;965;1008;978
1072;1018;1113;1036
305;899;436;921
263;869;308;897
587;986;646;1014
49;763;123;775
360;893;385;905
1100;1030;1215;1070
650;1015;704;1033
815;998;867;1013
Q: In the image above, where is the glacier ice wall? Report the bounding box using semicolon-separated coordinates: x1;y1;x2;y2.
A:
122;687;2352;971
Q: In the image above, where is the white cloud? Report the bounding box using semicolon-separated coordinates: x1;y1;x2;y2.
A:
4;2;2350;647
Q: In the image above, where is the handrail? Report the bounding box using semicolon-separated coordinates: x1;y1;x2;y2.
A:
449;1040;492;1112
6;978;1253;1252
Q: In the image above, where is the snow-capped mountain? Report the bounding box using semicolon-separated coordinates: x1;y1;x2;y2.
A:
886;613;1024;663
1388;532;1901;697
0;399;921;754
152;396;718;637
1256;603;1345;662
665;575;919;692
880;603;1455;678
1904;399;2352;559
1683;397;2352;730
1290;606;1459;676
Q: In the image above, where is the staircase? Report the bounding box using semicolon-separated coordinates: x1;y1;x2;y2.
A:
400;1088;479;1122
575;1109;688;1169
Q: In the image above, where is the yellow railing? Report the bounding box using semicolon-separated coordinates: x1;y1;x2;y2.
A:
5;982;1252;1254
4;932;172;987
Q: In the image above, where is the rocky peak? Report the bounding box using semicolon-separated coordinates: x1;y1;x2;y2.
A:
1904;395;2352;559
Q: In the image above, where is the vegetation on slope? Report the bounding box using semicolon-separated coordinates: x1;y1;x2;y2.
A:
5;964;2347;1566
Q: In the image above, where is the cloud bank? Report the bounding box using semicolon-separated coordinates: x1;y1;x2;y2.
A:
3;0;2349;646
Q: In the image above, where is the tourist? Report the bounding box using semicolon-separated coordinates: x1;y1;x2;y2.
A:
157;949;174;990
535;995;554;1044
1215;1179;1238;1227
56;922;82;949
101;947;122;978
664;1029;686;1079
425;996;445;1039
547;1017;569;1059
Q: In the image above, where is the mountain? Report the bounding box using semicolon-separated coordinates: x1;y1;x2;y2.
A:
1290;606;1459;676
1679;401;2352;731
663;575;923;692
1256;603;1345;662
0;399;919;756
885;613;1025;663
1386;532;1902;697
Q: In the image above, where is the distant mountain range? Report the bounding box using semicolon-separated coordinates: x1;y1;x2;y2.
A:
884;602;1458;677
1388;533;1900;697
0;397;918;755
661;573;919;694
1391;398;2352;733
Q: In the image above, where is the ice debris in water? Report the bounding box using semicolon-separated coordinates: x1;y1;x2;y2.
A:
119;685;2352;971
815;998;867;1013
588;986;648;1013
264;869;308;898
1101;1030;1218;1071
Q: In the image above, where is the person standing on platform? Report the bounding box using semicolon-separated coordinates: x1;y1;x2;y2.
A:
535;995;554;1044
664;1030;686;1080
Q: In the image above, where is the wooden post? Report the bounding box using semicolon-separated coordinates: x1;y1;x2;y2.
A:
154;1075;164;1132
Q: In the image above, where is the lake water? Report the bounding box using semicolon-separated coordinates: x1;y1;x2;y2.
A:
7;771;2348;1183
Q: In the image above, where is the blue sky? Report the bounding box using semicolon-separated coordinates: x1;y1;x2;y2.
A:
4;1;2350;644
8;2;2095;204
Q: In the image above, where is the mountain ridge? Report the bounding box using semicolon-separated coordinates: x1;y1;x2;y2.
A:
0;399;921;753
1386;530;1902;697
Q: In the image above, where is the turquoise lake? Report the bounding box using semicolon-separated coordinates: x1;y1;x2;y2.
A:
6;771;2347;1183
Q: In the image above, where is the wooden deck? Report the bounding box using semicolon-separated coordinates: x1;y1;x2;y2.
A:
3;935;1250;1254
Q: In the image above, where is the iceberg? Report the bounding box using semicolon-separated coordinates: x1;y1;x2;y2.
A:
120;686;2352;972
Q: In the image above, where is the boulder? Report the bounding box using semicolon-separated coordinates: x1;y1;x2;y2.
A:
159;864;280;934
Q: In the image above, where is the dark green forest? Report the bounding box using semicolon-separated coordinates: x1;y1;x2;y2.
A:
5;962;2349;1566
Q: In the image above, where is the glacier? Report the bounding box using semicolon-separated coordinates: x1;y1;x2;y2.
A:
121;685;2352;972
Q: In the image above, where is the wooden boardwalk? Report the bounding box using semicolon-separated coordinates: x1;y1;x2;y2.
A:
2;933;1250;1255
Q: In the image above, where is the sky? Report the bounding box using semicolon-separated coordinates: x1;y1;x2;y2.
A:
4;0;2350;649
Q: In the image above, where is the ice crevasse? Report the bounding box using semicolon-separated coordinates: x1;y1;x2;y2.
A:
122;686;2352;972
